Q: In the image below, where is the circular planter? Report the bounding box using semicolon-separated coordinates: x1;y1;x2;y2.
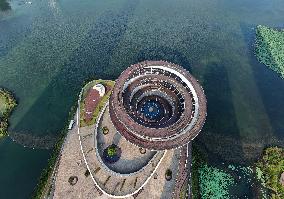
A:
102;126;109;135
103;144;122;164
68;176;78;185
165;169;172;181
154;173;158;179
139;147;146;154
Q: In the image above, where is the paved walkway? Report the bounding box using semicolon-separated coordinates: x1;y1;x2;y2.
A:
52;88;192;199
96;106;157;174
79;120;165;197
53;111;102;199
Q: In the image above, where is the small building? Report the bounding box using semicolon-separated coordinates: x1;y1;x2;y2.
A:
93;84;105;97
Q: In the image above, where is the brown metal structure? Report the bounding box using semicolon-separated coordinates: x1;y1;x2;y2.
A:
109;60;207;150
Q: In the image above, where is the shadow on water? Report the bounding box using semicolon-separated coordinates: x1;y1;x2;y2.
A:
11;0;139;146
135;46;192;73
195;23;284;166
241;23;284;140
8;131;56;149
221;23;284;161
195;62;246;164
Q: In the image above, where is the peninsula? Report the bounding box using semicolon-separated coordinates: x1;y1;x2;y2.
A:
34;61;207;199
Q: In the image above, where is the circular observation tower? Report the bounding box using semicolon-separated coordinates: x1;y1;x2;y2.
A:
109;61;207;150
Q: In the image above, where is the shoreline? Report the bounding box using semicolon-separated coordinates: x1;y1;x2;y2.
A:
0;88;17;138
32;79;113;199
31;102;78;199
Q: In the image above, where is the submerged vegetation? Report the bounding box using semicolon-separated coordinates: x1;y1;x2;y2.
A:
192;145;284;198
256;147;284;198
199;164;235;199
0;88;16;138
191;145;268;198
255;25;284;78
191;147;235;199
0;0;11;11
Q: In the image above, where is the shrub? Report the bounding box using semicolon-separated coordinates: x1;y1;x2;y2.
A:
256;147;284;198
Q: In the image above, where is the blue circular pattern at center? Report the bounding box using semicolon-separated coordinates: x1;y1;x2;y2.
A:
141;100;163;120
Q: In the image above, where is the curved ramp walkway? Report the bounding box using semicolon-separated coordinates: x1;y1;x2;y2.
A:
78;103;166;197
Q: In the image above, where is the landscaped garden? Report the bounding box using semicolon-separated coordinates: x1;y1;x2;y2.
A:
80;80;114;127
0;88;17;138
255;25;284;78
103;144;121;164
256;147;284;198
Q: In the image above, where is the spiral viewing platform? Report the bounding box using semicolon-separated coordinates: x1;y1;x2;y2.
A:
109;60;207;150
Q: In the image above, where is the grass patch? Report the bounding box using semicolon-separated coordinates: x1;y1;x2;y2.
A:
255;25;284;78
0;88;17;138
256;147;284;198
80;79;114;127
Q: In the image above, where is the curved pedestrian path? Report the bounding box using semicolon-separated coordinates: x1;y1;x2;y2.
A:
78;102;166;197
96;105;158;174
53;80;193;199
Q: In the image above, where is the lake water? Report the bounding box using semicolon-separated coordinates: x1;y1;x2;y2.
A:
0;0;284;198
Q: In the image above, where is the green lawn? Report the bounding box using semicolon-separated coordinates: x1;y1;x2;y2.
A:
255;25;284;78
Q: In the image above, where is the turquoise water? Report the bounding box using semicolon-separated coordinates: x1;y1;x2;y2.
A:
0;0;284;198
